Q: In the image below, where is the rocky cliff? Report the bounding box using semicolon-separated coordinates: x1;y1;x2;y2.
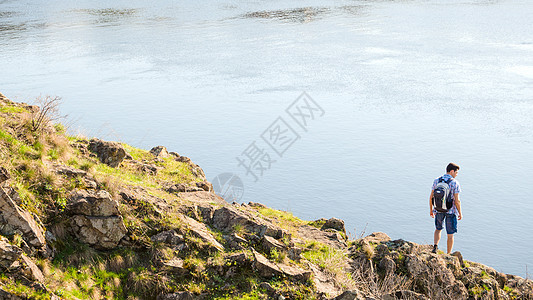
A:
0;92;532;300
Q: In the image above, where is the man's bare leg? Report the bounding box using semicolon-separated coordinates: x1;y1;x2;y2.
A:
434;229;442;245
447;234;454;254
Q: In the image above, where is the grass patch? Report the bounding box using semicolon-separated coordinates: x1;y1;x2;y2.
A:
1;105;27;114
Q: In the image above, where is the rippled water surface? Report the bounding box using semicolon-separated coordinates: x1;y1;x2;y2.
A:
1;0;532;276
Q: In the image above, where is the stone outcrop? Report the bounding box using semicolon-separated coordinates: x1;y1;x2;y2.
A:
331;290;365;300
160;257;188;275
157;292;194;300
53;164;87;178
251;249;312;283
180;215;224;252
151;230;185;246
0;236;44;283
0;187;46;250
53;164;98;189
297;224;346;249
345;237;533;300
150;146;170;158
169;152;206;180
88;138;126;168
211;206;287;239
67;190;126;249
164;182;210;194
68;190;120;216
323;217;346;235
0;288;24;300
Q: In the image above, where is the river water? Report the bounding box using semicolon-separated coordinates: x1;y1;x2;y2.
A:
1;0;532;277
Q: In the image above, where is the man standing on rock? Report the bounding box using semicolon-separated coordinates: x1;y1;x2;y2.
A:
430;163;462;254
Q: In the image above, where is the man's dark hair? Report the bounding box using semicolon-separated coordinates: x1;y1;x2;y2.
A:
446;163;460;173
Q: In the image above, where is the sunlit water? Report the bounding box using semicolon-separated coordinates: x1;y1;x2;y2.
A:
1;0;532;277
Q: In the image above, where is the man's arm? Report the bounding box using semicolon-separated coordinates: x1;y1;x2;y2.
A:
429;190;434;218
454;193;462;220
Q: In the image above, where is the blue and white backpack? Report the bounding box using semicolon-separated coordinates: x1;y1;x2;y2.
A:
433;177;454;213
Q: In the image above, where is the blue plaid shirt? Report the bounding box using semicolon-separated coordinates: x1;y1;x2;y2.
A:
432;174;461;216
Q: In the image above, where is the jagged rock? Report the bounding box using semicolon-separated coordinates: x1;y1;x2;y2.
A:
278;262;313;282
151;230;184;245
150;146;170;158
323;217;346;235
0;236;44;282
252;249;283;278
67;190;120;217
0;288;24;300
248;202;267;208
195;181;213;192
405;255;430;277
442;253;462;278
224;233;248;250
379;256;396;274
262;235;286;253
297;224;346;249
161;257;187;275
53;164;87;177
119;188;170;216
226;252;251;266
308;262;343;298
211;206;286;239
180;215;224;252
136;162;160;175
362;232;391;244
251;249;311;282
19;254;45;282
288;246;302;261
157;292;194;300
71;215;127;249
88;138;126;168
173;154;192;163
451;251;464;267
169;153;206;179
383;290;428;300
259;282;277;294
165;183;204;194
53;165;98;189
196;205;216;224
382;239;428;255
0;166;9;183
0;235;23;268
0;188;46;249
331;290;365;300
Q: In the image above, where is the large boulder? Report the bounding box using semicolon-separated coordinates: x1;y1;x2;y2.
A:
67;190;126;249
71;215;127;249
67;190;120;216
323;217;346;235
211;206;286;239
88;138;126;168
0;188;46;250
151;230;184;246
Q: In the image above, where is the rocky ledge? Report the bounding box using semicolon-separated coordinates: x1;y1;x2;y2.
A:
0;92;532;299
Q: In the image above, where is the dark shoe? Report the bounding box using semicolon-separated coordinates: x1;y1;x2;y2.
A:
432;245;438;254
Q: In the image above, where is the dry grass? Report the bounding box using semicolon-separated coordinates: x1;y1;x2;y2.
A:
351;259;412;298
